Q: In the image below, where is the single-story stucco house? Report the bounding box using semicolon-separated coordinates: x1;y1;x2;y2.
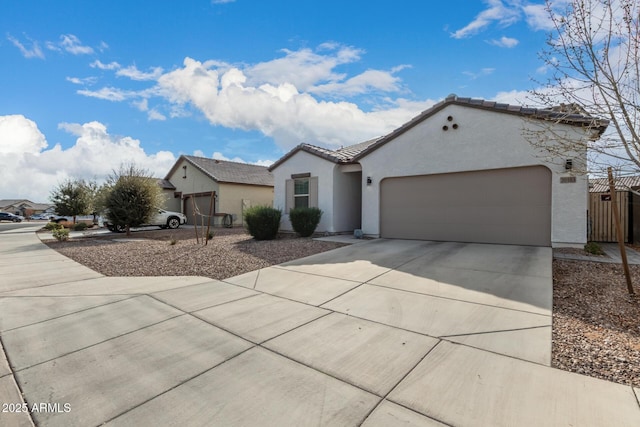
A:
0;199;55;217
269;95;608;247
164;155;273;226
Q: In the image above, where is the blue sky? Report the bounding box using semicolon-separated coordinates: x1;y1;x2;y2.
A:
0;0;555;201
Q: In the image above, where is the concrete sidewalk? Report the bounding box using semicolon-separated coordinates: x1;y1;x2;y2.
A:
553;242;640;264
0;227;639;426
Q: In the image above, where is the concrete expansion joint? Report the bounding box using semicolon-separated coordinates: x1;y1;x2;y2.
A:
270;265;364;284
8;314;186;374
366;281;551;317
0;334;36;427
101;344;258;425
359;339;448;426
0;275;108;297
0;295;138;333
439;335;553;367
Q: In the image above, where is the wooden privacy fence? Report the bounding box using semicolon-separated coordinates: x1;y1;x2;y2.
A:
588;191;629;242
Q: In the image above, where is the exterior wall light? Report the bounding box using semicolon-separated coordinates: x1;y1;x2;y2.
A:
366;177;372;185
565;159;573;170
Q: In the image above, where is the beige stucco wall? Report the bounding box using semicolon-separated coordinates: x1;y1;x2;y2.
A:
165;158;220;217
161;189;181;212
358;104;589;247
167;158;220;196
218;183;274;225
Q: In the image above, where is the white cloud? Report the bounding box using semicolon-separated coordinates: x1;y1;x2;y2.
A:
452;0;561;38
212;152;273;167
7;34;44;59
58;34;94;55
132;98;149;111
451;0;521;39
90;60;121;70
66;76;98;85
116;65;164;81
0;115;176;201
0;115;48;154
147;109;166;121
77;87;137;101
246;45;362;91
9;33;100;60
462;68;496;80
523;4;555;31
488;36;519;48
155;56;431;149
310;68;406;96
211;0;236;4
77;44;433;150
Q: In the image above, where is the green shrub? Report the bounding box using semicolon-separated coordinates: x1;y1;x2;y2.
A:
289;207;323;237
244;206;281;240
73;222;89;231
584;241;605;255
52;228;70;242
43;222;63;231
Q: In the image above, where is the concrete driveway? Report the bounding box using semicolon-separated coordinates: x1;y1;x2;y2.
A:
0;227;639;426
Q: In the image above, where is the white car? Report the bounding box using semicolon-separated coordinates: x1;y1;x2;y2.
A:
104;209;187;232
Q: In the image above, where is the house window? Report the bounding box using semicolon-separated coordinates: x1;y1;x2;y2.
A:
294;178;309;208
286;175;318;212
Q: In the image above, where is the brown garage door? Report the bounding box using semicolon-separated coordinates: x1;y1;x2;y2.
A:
380;166;551;246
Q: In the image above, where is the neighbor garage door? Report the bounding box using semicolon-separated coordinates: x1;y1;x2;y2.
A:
184;195;215;225
380;166;551;246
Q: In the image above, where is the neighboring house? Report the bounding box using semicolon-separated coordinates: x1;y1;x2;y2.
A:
588;175;640;243
269;94;609;247
156;179;179;212
164;155;274;226
0;199;55;217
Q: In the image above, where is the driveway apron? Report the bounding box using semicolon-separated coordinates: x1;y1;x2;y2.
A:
0;228;638;426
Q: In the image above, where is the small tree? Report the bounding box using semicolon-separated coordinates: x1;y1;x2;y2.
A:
104;164;164;236
49;179;91;224
530;0;640;175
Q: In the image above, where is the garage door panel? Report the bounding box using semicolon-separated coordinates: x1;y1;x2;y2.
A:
408;206;548;226
380;166;551;246
185;196;213;225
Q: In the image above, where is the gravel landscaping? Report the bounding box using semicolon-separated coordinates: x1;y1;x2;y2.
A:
43;227;347;280
552;257;640;387
43;227;640;388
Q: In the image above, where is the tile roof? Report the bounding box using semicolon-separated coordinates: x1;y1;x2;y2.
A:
156;179;176;190
0;199;53;210
269;94;609;171
268;137;381;171
169;155;273;186
0;199;26;209
589;176;640;192
351;94;610;161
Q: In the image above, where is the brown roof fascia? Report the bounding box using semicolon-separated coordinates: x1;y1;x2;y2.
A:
164;154;191;181
268;143;342;171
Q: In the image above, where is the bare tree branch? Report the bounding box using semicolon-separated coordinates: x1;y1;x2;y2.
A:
529;0;640;176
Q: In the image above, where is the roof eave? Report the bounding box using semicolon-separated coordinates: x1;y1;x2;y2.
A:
268;144;340;171
352;96;610;161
